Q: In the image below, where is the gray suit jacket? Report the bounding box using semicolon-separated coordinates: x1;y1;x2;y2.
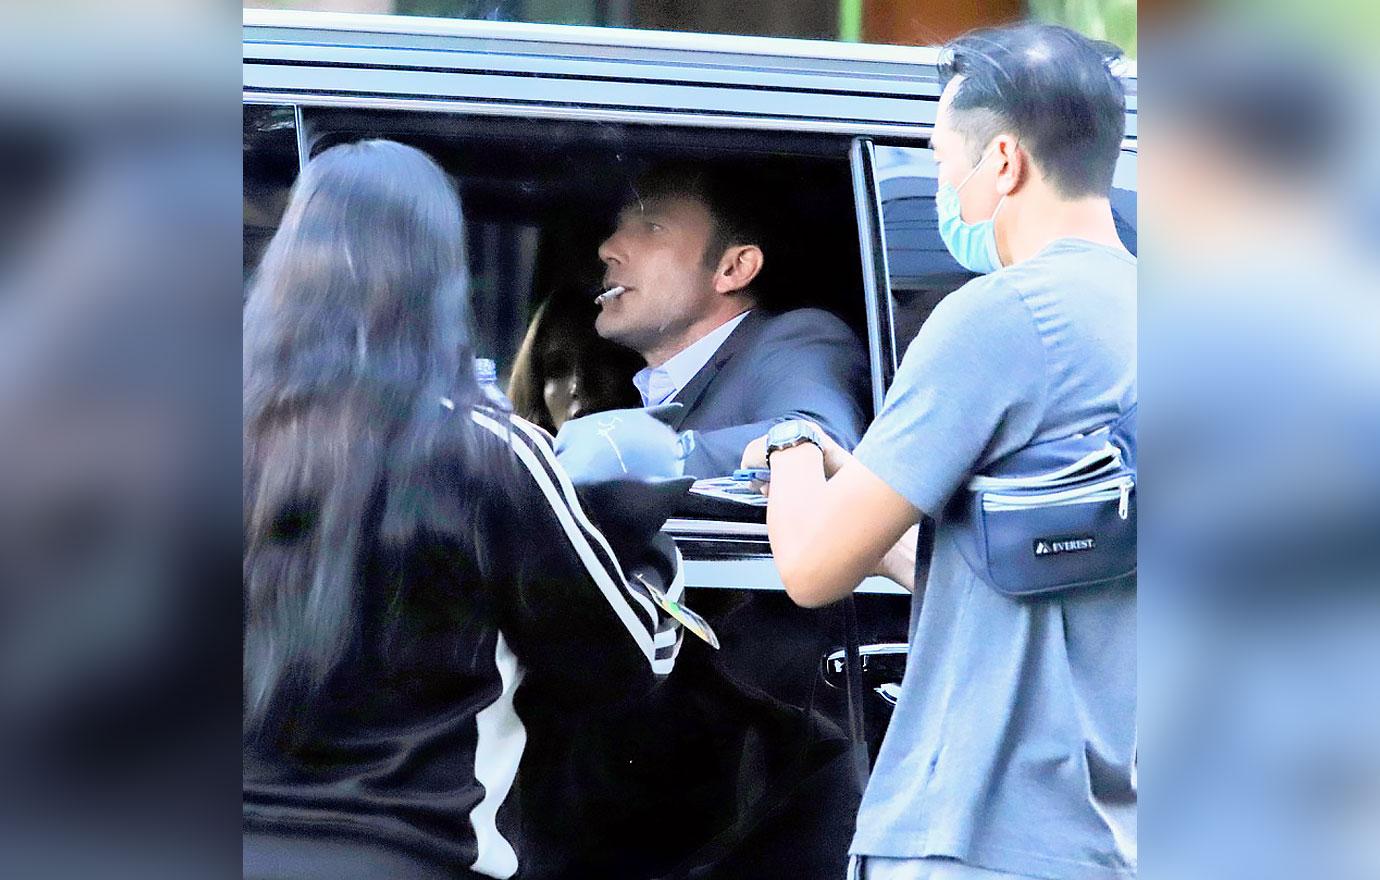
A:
670;308;870;477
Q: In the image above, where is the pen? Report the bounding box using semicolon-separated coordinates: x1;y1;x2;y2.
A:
732;468;771;483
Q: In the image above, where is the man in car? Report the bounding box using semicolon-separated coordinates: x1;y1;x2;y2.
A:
536;163;873;877
743;24;1137;880
593;161;870;477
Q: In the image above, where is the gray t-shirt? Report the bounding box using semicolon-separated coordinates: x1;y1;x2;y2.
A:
851;239;1136;879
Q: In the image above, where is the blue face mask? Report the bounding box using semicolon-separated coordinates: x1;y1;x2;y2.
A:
936;148;1007;275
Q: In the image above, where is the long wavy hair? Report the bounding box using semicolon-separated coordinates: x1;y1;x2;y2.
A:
243;140;500;748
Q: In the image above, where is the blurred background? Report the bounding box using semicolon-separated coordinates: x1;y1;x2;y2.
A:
245;0;1138;56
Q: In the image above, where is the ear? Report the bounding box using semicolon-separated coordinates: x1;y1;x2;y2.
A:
992;134;1027;197
712;244;764;295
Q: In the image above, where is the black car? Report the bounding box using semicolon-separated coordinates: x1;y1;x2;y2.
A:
244;10;1138;876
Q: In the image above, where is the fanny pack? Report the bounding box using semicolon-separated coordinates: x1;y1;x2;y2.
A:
951;404;1137;598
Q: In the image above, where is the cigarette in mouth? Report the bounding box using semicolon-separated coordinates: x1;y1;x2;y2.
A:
594;285;625;305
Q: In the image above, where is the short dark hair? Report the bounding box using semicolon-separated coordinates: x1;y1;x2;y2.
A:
938;24;1126;198
628;161;769;273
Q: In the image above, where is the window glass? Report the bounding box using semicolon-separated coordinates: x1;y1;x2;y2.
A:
1110;150;1138;255
243;104;299;280
299;107;865;451
874;146;975;372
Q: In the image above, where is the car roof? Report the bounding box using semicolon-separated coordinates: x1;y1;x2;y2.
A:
243;10;1136;77
244;9;951;66
245;10;1136;144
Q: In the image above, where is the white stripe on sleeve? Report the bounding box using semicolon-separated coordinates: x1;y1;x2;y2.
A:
472;410;657;662
506;415;662;631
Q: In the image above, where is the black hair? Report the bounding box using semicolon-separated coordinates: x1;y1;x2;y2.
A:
938;23;1126;198
242;139;514;748
507;289;643;434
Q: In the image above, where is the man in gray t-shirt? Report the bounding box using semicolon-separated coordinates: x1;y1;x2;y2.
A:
741;24;1136;880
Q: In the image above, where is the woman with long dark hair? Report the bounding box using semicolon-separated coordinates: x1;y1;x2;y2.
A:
507;288;643;435
242;140;681;879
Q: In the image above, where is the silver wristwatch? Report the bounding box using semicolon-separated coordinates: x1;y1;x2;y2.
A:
765;419;823;464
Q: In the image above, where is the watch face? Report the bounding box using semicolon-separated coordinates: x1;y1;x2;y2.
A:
767;420;802;447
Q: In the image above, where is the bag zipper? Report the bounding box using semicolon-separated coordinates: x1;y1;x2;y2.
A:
982;475;1135;518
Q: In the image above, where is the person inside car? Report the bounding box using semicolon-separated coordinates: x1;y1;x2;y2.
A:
241;139;683;880
588;161;870;477
507;286;644;435
529;161;873;877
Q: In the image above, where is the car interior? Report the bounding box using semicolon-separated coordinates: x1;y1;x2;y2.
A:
304;109;866;368
247;105;878;520
243;104;297;281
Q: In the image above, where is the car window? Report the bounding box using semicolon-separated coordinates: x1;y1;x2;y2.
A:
296;108;630;392
243;104;299;281
873;145;1138;369
278;106;881;527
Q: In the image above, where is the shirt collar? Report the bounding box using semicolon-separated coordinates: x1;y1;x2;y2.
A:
633;310;752;406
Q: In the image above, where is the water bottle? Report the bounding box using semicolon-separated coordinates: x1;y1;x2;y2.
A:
473;357;511;409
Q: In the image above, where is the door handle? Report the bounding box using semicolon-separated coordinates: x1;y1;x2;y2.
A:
874;682;902;705
823;642;908;692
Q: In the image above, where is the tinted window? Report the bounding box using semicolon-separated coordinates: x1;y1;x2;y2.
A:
298;108;865;409
243;104;299;280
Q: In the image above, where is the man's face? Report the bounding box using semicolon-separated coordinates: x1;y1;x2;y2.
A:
933;76;1003;224
595;194;721;356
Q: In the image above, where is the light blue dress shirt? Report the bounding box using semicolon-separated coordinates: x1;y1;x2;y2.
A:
632;310;751;406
